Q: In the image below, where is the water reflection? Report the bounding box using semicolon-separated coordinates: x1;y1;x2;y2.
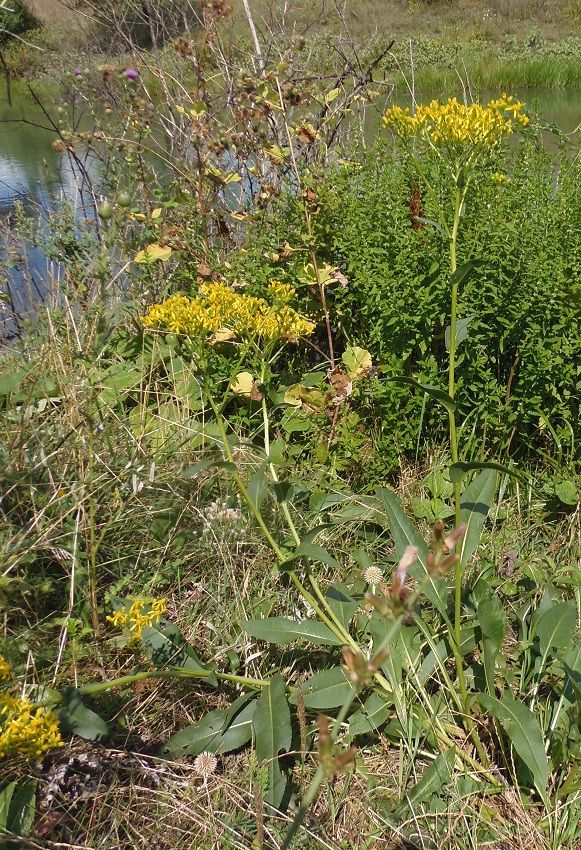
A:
0;102;102;339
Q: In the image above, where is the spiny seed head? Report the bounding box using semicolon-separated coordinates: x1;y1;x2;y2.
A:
363;566;383;585
193;751;218;779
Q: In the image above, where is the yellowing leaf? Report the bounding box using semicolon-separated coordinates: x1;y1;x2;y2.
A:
212;328;236;343
190;101;207;116
283;384;327;413
134;243;173;263
342;346;373;379
225;173;242;183
325;87;341;103
175;105;186;115
151;208;163;220
284;385;303;407
232;372;255;397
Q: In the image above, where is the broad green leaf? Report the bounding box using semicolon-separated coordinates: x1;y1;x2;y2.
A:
6;779;37;836
479;693;548;800
134;242;173;263
0;367;30;397
477;596;506;695
460;469;497;567
374;488;448;618
384;377;455;412
445;316;474;352
155;709;226;759
450;259;486;288
289;667;354;709
55;687;111;741
242;617;343;647
326;583;358;630
253;673;291;810
399;748;456;812
418;639;448;686
564;641;581;676
535;601;576;657
450;460;529;487
554;479;578;506
348;692;392;735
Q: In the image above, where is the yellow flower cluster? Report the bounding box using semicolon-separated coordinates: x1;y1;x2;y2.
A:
0;695;63;760
141;281;315;343
0;655;12;680
383;94;529;148
491;171;512;186
106;598;167;641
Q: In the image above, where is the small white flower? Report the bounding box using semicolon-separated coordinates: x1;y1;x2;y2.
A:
363;566;384;586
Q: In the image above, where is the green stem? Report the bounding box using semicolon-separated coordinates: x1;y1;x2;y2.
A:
205;379;355;648
281;687;359;850
31;668;275;709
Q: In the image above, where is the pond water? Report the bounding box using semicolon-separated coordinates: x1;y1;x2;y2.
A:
0;88;580;336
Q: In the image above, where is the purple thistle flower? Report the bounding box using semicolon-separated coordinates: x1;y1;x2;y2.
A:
74;68;83;77
125;68;139;80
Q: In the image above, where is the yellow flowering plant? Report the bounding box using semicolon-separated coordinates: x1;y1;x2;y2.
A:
0;654;63;762
141;281;315;346
383;95;531;753
0;694;63;760
106;597;167;642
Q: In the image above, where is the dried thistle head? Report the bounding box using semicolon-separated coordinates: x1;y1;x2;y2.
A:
193;751;218;781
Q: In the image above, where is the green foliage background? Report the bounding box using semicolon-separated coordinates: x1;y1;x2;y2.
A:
232;134;581;475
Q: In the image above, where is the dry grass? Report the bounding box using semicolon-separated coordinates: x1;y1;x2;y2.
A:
26;0;79;22
229;0;578;42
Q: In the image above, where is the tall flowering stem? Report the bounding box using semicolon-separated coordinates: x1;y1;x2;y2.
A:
383;94;529;702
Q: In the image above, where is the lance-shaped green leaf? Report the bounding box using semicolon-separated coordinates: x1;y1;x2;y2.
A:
289;667;354;709
477;595;506;696
157;694;258;760
445;316;474;352
296;541;342;570
243;616;343;646
374;488;448;618
459;469;497;567
414;216;447;236
384;377;455;412
0;781;16;833
253;673;291;810
450;460;530;487
535;601;576;656
479;693;548;801
348;692;392;736
55;688;111;741
140;621;218;685
3;779;37;837
450;259;486;288
326;583;358;630
156;709;227;759
398;748;456;814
